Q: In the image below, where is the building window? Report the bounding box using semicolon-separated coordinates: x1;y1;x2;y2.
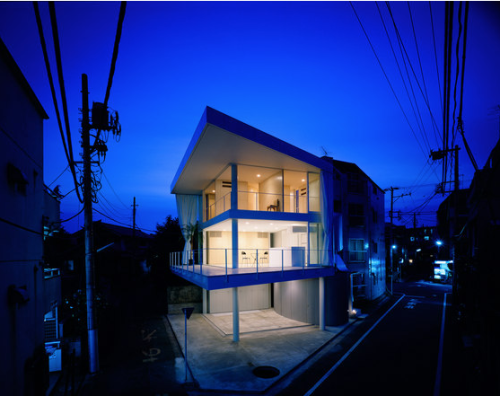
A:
349;238;366;262
372;183;377;195
7;162;28;195
347;173;366;195
372;207;378;223
348;203;365;227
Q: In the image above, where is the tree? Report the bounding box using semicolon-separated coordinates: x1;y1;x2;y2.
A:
150;215;184;282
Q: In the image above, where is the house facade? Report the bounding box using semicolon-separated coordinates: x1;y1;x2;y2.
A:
327;159;386;300
0;37;52;395
170;107;385;340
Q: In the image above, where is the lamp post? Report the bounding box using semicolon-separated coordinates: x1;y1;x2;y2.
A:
436;240;442;258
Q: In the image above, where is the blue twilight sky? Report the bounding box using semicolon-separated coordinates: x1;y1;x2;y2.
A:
1;1;499;233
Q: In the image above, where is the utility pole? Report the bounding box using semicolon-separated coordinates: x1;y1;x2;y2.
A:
384;187;399;294
82;74;99;374
430;145;460;293
384;187;411;290
132;196;138;238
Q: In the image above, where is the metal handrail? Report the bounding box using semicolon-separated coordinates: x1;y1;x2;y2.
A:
169;248;334;278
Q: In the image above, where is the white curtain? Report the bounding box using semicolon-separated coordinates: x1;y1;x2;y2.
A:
320;170;334;267
176;194;198;265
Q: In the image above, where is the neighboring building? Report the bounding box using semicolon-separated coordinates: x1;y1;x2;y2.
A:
449;138;500;394
70;220;153;292
326;158;386;300
170;107;386;341
0;37;53;395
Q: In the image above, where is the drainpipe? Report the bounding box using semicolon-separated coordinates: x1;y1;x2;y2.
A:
319;277;325;330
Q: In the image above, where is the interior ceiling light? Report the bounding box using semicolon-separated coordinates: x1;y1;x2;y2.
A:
301;179;305;182
257;174;261;178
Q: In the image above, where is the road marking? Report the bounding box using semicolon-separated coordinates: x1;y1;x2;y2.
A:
305;294;406;396
433;292;447;396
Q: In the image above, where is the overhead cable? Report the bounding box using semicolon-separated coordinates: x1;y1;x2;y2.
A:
95;1;127;146
386;2;440;152
429;2;444;127
48;3;76;169
33;2;83;203
350;1;428;161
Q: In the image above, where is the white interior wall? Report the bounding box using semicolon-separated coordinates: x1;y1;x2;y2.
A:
209;284;271;313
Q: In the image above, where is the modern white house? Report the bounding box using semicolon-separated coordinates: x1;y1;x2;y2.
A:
170;107;384;341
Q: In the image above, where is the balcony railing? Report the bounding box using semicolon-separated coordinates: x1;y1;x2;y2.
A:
206;191;320;221
206;192;231;220
169;247;332;278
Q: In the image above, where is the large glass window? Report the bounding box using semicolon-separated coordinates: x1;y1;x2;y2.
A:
237;165;282;212
204;166;231;221
283;170;307;213
308;172;320;212
309;222;323;265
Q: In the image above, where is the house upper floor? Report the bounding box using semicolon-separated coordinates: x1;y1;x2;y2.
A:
170;107;333;224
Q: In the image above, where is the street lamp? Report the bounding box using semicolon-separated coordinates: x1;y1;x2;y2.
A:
436;240;442;257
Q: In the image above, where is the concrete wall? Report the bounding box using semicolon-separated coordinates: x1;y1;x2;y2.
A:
167;284;203;314
274;274;350;326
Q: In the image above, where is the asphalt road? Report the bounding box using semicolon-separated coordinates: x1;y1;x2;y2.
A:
301;280;457;396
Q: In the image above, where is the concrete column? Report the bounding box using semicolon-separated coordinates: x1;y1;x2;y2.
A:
232;218;238;269
231;163;238;210
203;289;208;314
233;287;240;342
319;277;325;330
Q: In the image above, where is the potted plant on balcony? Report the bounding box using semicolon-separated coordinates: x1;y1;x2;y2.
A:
182;222;202;265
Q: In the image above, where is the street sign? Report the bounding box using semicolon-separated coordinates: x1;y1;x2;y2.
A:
182;307;194;320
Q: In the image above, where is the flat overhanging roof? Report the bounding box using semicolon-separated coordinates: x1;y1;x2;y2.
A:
171;107;333;194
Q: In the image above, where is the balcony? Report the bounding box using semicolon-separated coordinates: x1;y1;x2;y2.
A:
205;190;319;221
169;248;335;290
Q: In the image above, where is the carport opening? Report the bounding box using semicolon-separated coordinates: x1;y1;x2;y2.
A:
253;366;280;379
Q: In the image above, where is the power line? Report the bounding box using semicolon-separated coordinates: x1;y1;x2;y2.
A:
47;165;69;187
385;2;435;153
101;170;129;209
48;3;76;176
376;3;427;147
93;207;132;228
350;1;428;161
95;1;127;146
33;2;82;202
407;2;430;109
429;2;444;123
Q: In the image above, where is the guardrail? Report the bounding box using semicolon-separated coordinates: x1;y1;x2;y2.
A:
169;248;332;280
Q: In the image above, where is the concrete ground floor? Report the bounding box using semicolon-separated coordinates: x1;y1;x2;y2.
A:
168;308;355;393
